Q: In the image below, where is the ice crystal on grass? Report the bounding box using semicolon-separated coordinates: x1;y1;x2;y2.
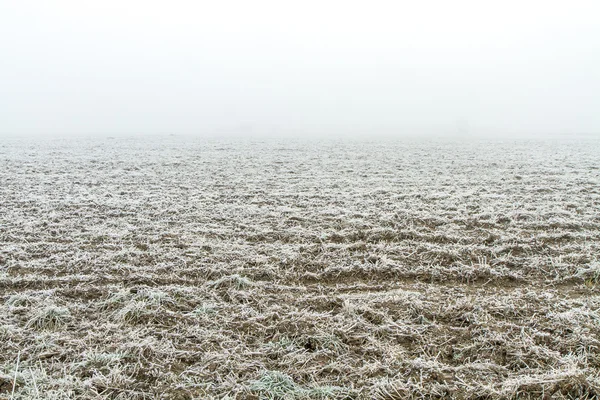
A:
26;306;71;330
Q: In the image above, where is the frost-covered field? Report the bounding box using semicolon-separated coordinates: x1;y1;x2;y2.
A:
1;135;600;399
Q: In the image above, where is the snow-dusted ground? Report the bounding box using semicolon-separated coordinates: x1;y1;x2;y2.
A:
1;135;600;398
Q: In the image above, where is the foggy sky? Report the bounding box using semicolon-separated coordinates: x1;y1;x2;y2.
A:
1;1;599;137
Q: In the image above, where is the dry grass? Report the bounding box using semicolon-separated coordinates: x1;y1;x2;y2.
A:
1;135;600;399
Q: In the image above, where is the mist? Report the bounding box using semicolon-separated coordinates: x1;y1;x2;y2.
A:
1;0;599;138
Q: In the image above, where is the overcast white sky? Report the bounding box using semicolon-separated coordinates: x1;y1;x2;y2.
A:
1;0;599;137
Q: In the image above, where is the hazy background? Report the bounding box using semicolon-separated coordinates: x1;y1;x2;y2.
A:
1;0;599;138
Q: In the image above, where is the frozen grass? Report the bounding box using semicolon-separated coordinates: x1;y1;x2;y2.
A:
1;135;600;398
208;274;254;290
573;261;600;287
25;305;71;330
249;371;350;399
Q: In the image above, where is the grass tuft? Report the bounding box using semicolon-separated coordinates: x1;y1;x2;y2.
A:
26;306;71;330
249;371;351;399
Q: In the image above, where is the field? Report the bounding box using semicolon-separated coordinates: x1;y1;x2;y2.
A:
1;135;600;399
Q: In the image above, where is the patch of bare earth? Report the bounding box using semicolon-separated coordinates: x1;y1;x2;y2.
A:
1;136;600;399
